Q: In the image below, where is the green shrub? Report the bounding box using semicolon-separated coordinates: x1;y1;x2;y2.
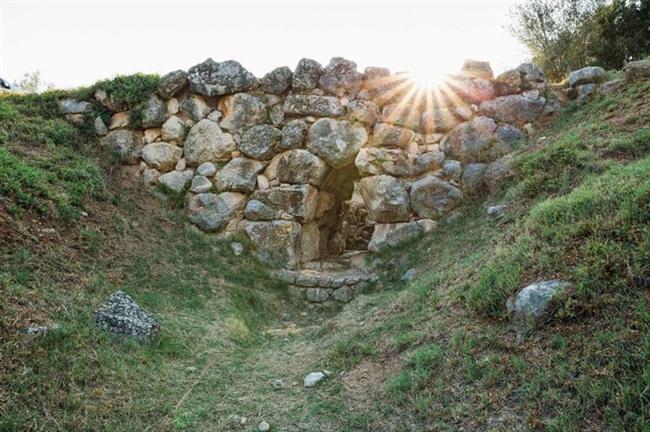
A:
92;73;160;109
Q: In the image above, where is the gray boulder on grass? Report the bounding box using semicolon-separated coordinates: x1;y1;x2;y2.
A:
507;280;571;340
93;290;159;344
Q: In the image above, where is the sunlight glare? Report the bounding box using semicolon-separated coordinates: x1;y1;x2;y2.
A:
406;67;449;91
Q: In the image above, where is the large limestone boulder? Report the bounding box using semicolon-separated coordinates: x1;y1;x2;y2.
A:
277;149;328;186
368;219;437;252
214;157;266;192
454;78;495;105
568;66;606;88
157;70;188;99
183;119;236;165
94;117;108;136
161;115;188;143
260;66;292;95
187;192;246;232
109;112;130;129
141;94;166;128
444;116;500;162
494;69;523;96
517;63;547;91
280;119;308;150
101;130;138;161
188;58;257;96
238;125;282;160
484;153;516;194
495;124;525;149
157;169;194;192
243;220;302;269
410;175;463;219
461;163;487;195
58;99;92;114
141;142;182;171
381;103;421;131
624;60;650;81
415;150;445;174
307;118;368;168
318;57;363;97
347;100;381;127
252;184;319;221
359;175;411;223
571;83;596;104
479;94;545;125
180;94;212;122
282;95;344;117
244;199;278;221
420;108;462;133
190;175;212;193
218;93;268;132
292;58;323;92
300;222;321;263
371;123;415;149
461;60;494;80
355;147;414;177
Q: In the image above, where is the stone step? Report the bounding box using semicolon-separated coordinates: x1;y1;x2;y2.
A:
301;250;371;272
271;262;378;304
272;268;377;288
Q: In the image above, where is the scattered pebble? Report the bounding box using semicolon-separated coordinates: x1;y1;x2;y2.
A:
230;242;244;256
304;371;326;388
401;268;417;282
185;366;197;373
258;420;270;431
271;378;284;389
80;211;89;217
487;204;508;219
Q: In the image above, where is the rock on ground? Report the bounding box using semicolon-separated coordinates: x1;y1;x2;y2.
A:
568;66;606;88
507;280;571;324
93;290;159;344
304;371;326;388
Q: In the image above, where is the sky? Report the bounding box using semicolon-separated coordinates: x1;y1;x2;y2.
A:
0;1;530;89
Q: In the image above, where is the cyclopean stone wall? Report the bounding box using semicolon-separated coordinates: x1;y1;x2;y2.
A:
62;57;567;270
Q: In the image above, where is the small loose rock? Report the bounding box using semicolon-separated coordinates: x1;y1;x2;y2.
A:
304;371;326;387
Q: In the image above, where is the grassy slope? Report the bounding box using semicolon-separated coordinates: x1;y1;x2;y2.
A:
318;81;650;431
1;80;649;431
0;88;292;431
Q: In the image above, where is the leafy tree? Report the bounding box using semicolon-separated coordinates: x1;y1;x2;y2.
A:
587;0;650;69
510;0;649;81
11;70;55;94
509;0;605;81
